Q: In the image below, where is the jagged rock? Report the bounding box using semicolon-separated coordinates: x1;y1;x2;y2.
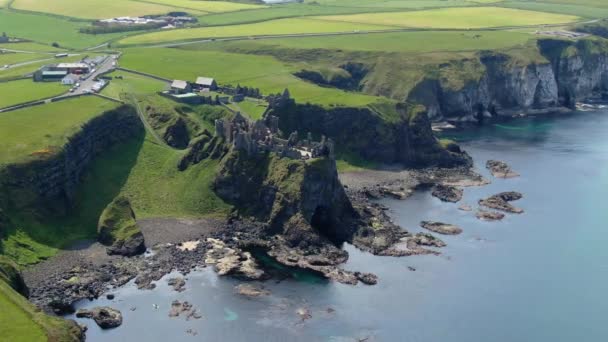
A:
205;238;266;280
380;186;409;200
420;221;463;235
98;196;146;257
48;298;75;315
234;284;270;298
354;272;378;285
408;233;446;248
431;184;463;203
168;300;198;319
479;191;523;213
76;307;122;329
486;160;519;179
458;204;473;211
167;277;186;292
476;210;505;221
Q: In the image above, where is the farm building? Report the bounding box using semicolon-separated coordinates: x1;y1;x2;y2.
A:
54;62;90;74
39;70;68;81
194;77;217;91
171;80;191;94
61;74;79;85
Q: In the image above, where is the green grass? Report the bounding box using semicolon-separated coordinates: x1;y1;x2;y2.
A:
118;17;395;46
0;52;50;66
120;47;383;107
101;70;168;99
316;7;580;29
238;30;534;53
0;80;67;108
145;0;264;13
0;96;119;165
499;1;608;18
11;0;187;19
0;10;126;49
304;0;499;8
0;42;66;52
233;98;267;120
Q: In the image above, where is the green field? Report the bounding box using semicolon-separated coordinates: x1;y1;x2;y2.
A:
0;42;65;52
232;98;268;120
237;30;534;53
0;52;50;66
119;17;395;45
303;0;499;8
121;47;384;107
145;0;264;13
500;1;608;18
0;10;127;49
0;96;119;165
317;7;580;29
0;80;66;109
102;71;168;99
0;283;46;342
11;0;186;19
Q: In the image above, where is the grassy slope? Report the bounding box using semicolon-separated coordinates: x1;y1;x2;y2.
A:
145;0;264;13
233;30;534;53
0;96;118;165
499;1;608;17
118;17;396;45
101;70;168;98
233;98;267;120
316;7;580;29
11;0;187;19
0;42;66;52
120;47;384;107
0;10;124;49
0;52;50;66
0;80;66;108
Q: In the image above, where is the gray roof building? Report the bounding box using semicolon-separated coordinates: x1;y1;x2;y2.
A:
171;80;189;90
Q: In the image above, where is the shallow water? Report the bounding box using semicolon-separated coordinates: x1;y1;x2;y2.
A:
68;110;608;341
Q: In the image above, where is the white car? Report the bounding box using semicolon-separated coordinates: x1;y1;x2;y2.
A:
2;65;8;69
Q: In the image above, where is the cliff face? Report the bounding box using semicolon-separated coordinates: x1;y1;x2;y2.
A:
214;149;357;244
268;101;471;168
408;39;608;121
0;104;143;213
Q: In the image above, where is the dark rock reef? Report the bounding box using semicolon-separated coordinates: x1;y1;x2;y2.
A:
431;184;463;202
420;221;463;235
479;191;524;214
486;160;519;178
98;196;146;256
76;307;123;329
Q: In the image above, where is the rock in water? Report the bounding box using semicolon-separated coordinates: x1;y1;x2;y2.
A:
431;184;463;203
76;307;122;329
475;210;505;221
408;233;446;248
234;284;270;298
486;160;519;178
420;221;463;235
98;196;146;256
167;277;186;292
479;191;524;214
354;272;378;285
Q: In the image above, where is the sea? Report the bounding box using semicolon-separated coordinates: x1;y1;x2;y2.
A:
66;108;608;342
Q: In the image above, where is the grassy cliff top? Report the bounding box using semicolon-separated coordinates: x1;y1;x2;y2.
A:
0;96;119;166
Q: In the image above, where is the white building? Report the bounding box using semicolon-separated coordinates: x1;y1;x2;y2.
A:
61;74;80;85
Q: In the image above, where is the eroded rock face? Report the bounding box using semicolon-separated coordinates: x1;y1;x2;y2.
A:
431;184;463;202
420;221;463;235
479;191;524;214
486;160;519;179
204;238;267;280
76;307;122;329
98;196;146;257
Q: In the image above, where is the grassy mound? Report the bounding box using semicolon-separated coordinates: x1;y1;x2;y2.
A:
98;196;143;252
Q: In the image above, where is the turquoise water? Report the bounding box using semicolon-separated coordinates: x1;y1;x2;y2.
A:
68;110;608;341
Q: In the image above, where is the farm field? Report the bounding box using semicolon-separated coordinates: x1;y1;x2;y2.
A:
144;0;264;13
303;0;500;9
0;96;119;165
0;52;50;66
101;71;168;99
316;7;581;29
0;10;125;49
0;80;66;109
197;4;406;26
232;98;268;120
499;1;608;18
235;30;534;53
0;42;65;52
118;17;396;45
0;55;84;82
11;0;186;20
120;47;385;107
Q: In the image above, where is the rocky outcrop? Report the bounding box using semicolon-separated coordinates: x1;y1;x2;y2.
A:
420;221;462;235
98;196;146;256
479;191;524;214
476;210;505;221
76;307;122;329
486;160;519;178
268;100;471;168
431;184;463;202
204;238;267;280
0;105;143;213
407;39;608;121
163;117;190;149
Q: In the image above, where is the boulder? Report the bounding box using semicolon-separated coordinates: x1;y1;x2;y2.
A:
431;184;463;203
408;233;446;248
98;196;146;256
76;307;122;329
420;221;463;235
475;210;505;221
167;277;186;292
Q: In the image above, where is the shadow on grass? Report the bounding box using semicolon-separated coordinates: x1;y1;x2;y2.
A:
2;131;145;263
